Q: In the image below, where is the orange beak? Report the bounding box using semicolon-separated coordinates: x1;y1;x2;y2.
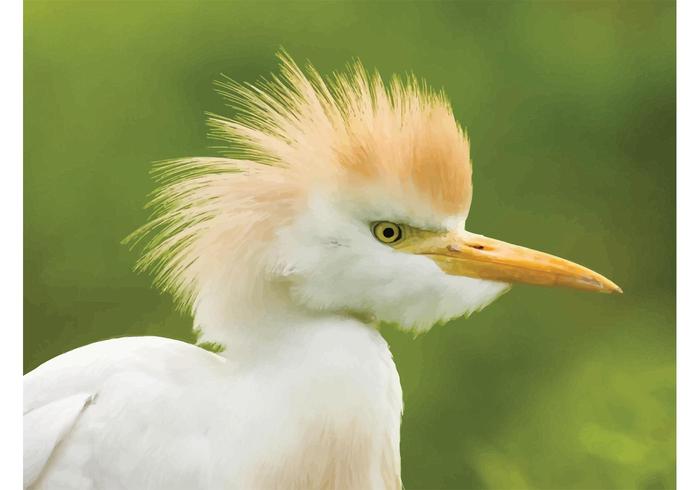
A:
396;230;622;294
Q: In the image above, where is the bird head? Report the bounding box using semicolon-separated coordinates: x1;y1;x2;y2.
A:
128;52;620;340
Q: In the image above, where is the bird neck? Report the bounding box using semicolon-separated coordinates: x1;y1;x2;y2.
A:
192;281;371;360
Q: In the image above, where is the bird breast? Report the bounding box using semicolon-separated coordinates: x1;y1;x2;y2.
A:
235;318;404;490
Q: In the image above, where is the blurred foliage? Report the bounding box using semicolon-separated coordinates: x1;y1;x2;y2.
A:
24;1;675;489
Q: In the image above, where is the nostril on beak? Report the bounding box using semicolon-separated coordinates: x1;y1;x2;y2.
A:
448;244;485;253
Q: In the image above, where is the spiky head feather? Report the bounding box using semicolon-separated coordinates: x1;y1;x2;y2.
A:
126;52;473;314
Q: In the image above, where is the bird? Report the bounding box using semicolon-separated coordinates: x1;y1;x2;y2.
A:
23;52;621;490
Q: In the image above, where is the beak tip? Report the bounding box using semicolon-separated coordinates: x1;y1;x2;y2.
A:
582;274;622;294
602;280;623;294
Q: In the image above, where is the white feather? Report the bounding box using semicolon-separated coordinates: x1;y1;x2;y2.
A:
24;392;95;488
24;325;402;489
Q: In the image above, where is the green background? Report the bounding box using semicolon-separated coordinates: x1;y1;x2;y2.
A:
24;1;675;489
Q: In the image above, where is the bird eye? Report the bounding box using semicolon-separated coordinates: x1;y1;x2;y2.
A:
372;221;403;244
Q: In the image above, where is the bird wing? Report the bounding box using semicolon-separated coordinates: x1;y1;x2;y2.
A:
23;392;96;488
23;336;227;489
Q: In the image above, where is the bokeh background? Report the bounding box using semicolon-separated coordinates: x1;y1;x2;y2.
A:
24;1;675;489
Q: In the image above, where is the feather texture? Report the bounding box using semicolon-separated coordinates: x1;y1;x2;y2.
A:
126;52;472;315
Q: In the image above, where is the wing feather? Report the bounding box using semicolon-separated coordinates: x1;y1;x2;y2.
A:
23;392;96;488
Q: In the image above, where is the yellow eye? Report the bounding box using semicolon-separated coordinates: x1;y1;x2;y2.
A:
372;221;403;244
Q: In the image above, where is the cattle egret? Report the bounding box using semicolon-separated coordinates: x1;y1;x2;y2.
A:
24;53;621;490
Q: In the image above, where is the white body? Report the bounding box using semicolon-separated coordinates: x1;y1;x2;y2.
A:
24;318;402;489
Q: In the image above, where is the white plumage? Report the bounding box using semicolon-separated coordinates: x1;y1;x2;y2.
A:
25;328;402;489
23;53;619;489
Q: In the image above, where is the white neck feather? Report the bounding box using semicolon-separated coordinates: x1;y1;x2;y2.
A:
192;273;341;360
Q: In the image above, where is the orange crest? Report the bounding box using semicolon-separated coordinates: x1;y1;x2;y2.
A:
128;53;474;307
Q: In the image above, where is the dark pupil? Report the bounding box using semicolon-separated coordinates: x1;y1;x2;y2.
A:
382;227;395;239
